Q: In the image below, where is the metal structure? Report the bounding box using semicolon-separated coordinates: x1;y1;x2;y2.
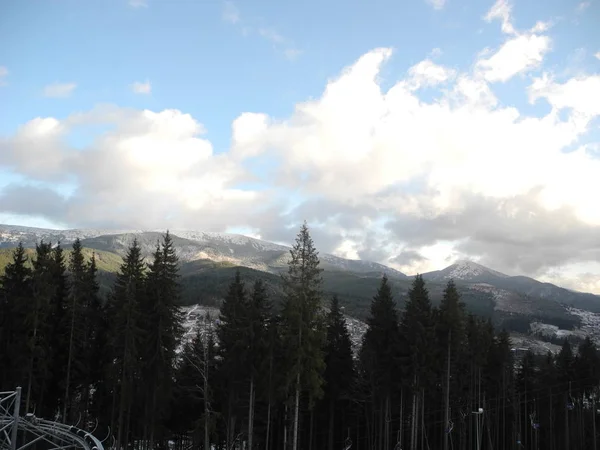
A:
0;388;104;450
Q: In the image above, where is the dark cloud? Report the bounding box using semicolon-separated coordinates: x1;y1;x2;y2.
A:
0;184;69;220
386;190;600;276
390;250;428;266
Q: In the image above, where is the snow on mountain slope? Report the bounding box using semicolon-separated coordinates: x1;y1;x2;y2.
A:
0;224;406;277
421;259;509;282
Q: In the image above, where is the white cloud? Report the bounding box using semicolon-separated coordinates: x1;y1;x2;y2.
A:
0;106;261;230
406;59;456;89
43;82;77;98
129;0;148;7
595;52;600;60
484;0;516;35
229;47;600;286
425;0;446;10
429;47;443;58
529;73;600;118
283;48;303;61
0;66;7;86
577;1;591;13
222;1;240;24
4;22;600;292
131;80;152;94
258;28;284;44
475;34;551;82
222;3;301;60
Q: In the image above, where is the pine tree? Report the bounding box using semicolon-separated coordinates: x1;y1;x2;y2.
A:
0;243;32;391
322;295;355;450
107;239;146;449
46;242;69;417
516;350;536;450
437;280;467;450
216;269;249;448
63;238;86;421
247;279;273;450
25;241;55;414
280;222;325;450
575;337;599;396
401;274;436;450
360;275;400;450
556;339;576;449
85;253;111;434
143;232;183;447
401;275;435;387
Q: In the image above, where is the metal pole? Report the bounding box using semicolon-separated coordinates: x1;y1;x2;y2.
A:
10;387;21;450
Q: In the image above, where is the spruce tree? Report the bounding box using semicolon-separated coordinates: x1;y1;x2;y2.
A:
143;232;183;446
401;274;435;383
322;295;355;450
247;279;272;450
575;337;599;395
107;239;146;449
437;280;467;450
280;222;325;450
26;241;55;414
360;275;400;450
47;242;69;417
0;243;32;391
216;269;249;448
63;238;86;421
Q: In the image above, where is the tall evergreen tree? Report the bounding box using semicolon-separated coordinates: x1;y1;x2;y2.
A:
322;295;355;450
437;280;467;450
26;241;55;414
46;243;69;417
360;275;400;450
107;239;146;449
0;243;32;391
142;232;183;447
280;222;325;450
63;238;86;421
246;279;273;450
575;337;599;396
401;275;435;388
217;269;249;448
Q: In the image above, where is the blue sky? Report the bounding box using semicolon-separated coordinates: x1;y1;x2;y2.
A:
1;0;600;291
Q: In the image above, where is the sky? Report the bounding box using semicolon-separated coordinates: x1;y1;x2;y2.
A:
1;0;600;292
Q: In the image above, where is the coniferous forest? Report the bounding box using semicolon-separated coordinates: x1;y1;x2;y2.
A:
2;224;600;450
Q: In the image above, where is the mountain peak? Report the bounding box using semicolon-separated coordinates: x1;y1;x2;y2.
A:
420;259;509;282
445;259;509;280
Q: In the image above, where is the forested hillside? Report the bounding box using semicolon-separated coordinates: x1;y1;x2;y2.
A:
1;224;599;450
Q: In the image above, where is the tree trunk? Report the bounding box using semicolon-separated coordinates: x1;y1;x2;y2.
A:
292;374;300;450
308;407;314;450
328;398;334;450
384;395;390;450
204;345;210;450
284;404;288;450
248;376;255;450
63;296;77;422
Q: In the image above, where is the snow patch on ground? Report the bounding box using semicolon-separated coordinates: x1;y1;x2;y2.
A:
566;307;600;344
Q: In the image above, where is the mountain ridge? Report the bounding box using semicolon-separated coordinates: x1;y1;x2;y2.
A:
1;224;599;315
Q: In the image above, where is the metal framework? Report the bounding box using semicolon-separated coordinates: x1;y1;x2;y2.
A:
0;388;104;450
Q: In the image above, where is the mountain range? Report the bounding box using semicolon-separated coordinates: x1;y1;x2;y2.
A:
1;224;599;344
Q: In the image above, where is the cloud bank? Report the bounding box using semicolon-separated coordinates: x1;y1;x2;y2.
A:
1;0;600;292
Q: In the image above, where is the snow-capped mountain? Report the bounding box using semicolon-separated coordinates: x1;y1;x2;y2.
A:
3;224;600;354
421;259;509;282
0;224;406;278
